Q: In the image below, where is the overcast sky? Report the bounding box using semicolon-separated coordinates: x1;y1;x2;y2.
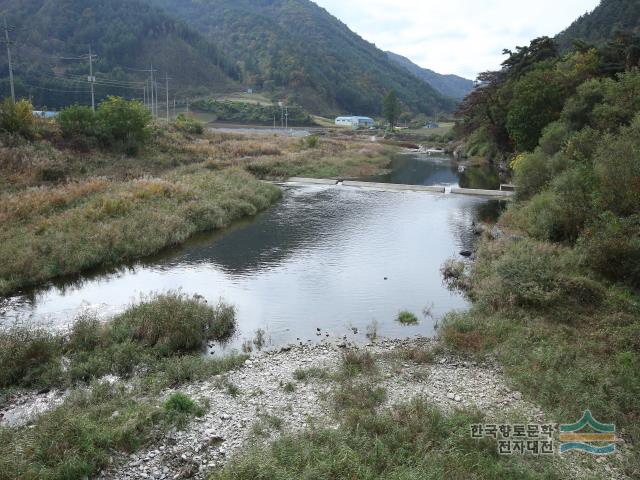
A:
312;0;601;79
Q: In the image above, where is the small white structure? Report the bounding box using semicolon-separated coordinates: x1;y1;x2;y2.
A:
335;116;375;128
33;111;59;119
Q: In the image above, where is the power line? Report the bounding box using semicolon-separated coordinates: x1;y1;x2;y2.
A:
21;83;91;93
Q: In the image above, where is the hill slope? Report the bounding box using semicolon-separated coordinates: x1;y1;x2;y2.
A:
556;0;640;50
386;51;474;100
0;0;239;108
145;0;455;116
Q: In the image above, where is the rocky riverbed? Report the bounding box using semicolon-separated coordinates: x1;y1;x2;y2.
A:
2;338;631;479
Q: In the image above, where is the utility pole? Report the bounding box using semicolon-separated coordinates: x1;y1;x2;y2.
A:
3;18;15;104
165;73;170;122
88;46;97;112
150;64;156;118
285;107;288;130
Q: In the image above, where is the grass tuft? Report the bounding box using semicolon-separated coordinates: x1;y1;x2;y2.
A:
396;310;419;325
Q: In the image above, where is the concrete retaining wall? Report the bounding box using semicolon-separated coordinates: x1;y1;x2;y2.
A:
450;187;514;198
342;181;445;193
287;177;339;185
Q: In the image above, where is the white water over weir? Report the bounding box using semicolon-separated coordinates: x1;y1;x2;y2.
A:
284;177;515;198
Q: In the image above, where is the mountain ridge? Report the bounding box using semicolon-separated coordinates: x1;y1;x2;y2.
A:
386;51;474;100
144;0;456;116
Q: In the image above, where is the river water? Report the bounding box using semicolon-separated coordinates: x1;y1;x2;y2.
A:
0;154;503;352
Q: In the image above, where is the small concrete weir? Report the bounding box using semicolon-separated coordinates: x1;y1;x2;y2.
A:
285;177;514;198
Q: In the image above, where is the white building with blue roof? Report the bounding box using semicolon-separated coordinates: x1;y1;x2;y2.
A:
335;116;375;128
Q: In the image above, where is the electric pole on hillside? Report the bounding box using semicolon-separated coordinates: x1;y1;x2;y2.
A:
149;64;157;118
165;73;171;122
87;47;97;111
3;18;15;104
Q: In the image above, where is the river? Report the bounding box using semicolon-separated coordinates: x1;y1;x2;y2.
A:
0;153;503;353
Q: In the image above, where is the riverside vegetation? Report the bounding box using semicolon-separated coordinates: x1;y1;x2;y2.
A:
0;292;248;479
0;97;394;296
447;19;640;475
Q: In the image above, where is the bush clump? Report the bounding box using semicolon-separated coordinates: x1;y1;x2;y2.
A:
58;104;100;140
110;293;236;356
0;293;238;390
174;113;204;134
164;392;205;428
579;213;640;288
0;327;64;389
470;239;604;313
57;96;151;154
396;310;419;325
0;98;34;137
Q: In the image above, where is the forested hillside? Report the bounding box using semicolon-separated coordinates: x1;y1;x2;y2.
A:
0;0;239;108
386;51;474;100
145;0;455;116
556;0;640;50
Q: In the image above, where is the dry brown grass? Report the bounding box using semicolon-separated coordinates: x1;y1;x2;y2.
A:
0;125;395;294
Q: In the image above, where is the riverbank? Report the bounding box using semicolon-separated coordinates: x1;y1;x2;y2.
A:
2;337;628;479
0;125;394;296
439;223;640;476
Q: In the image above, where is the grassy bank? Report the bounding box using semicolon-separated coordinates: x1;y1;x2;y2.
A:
0;293;247;479
1;119;394;295
0;168;280;295
244;135;395;179
440;235;640;475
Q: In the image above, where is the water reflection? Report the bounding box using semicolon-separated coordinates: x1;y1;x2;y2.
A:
371;152;501;190
1;185;502;351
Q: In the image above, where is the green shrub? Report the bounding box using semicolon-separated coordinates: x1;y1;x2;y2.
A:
304;135;319;148
0;327;64;389
512;150;552;200
579;213;640;288
593;114;640;217
471;239;604;313
110;293;236;356
0;98;34;137
515;166;594;243
537;120;570;156
68;313;105;352
58;105;100;139
174;113;204;134
164;392;204;424
96;96;151;154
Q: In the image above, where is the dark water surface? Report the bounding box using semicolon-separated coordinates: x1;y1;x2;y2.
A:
372;152;501;190
1;182;503;352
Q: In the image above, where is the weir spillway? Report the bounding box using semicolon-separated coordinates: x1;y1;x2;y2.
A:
283;177;515;198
